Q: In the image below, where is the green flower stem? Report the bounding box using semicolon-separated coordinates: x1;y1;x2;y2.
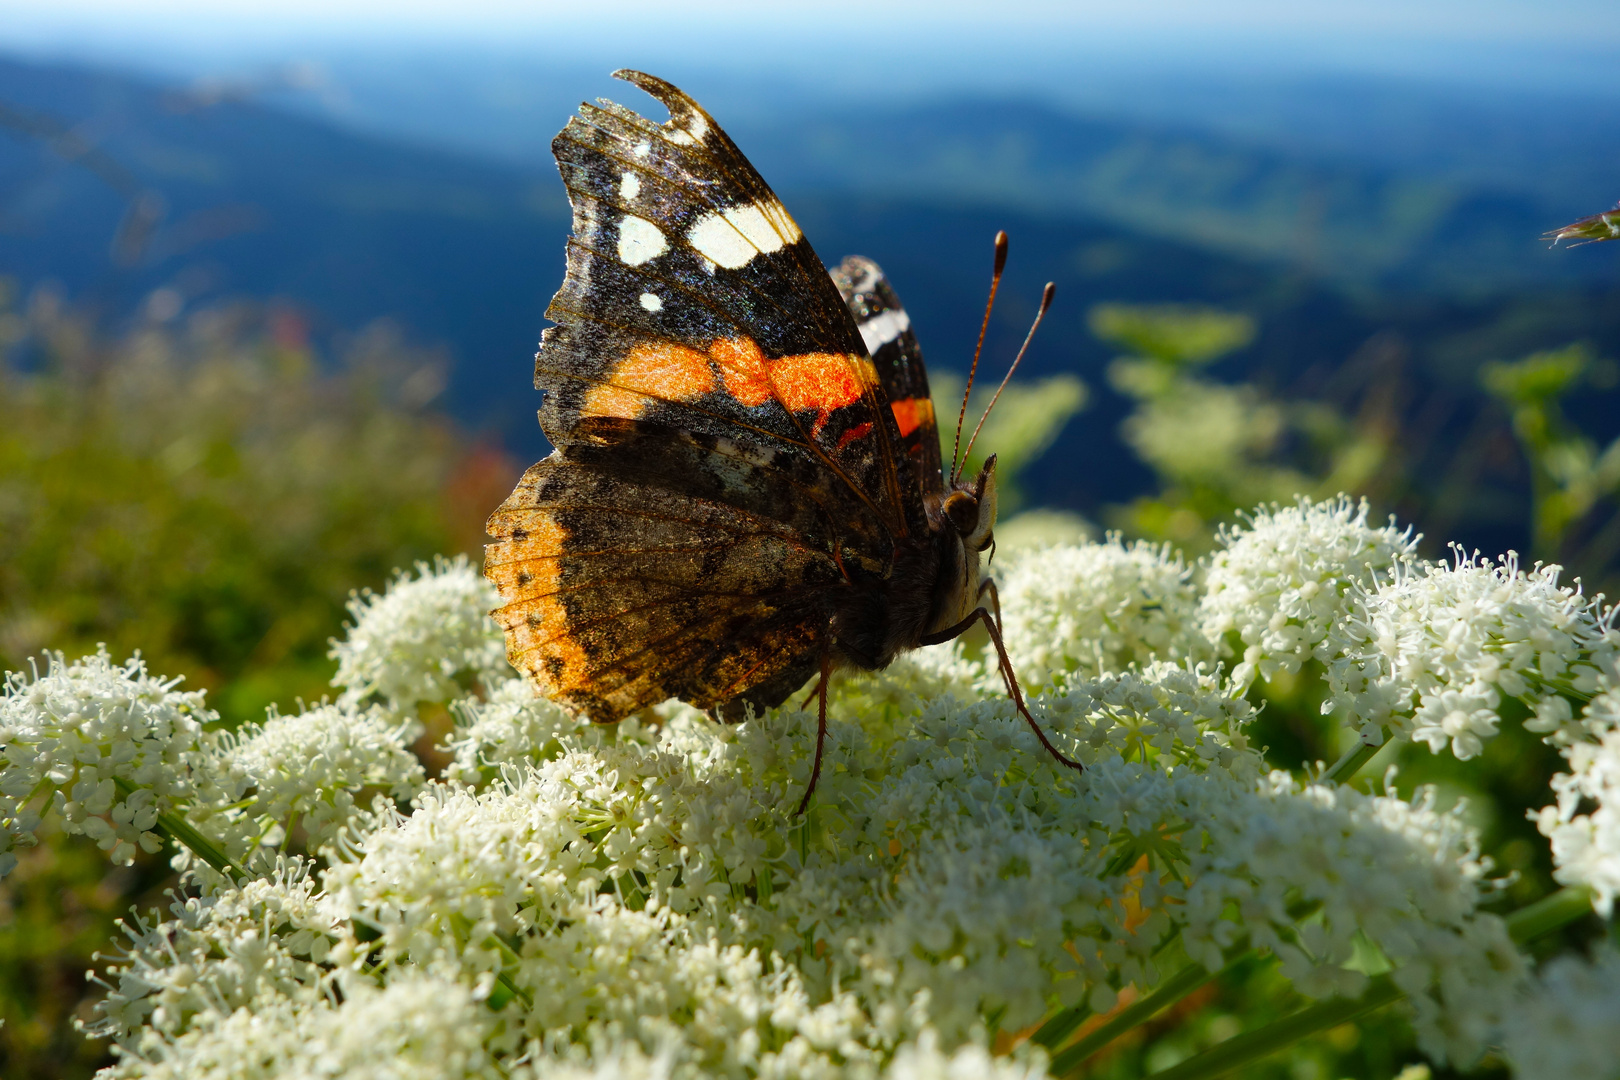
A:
1135;885;1595;1080
112;776;242;879
1030;1000;1092;1051
1049;961;1222;1076
487;939;533;1011
449;913;534;1011
1143;976;1400;1080
1038;905;1320;1067
1322;728;1387;785
1505;884;1595;943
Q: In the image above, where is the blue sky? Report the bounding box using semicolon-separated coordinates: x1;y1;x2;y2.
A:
4;0;1618;97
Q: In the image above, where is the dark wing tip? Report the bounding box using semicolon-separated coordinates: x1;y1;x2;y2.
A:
609;69;706;124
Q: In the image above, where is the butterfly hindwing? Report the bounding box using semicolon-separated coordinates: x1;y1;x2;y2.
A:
485;421;842;719
831;256;944;499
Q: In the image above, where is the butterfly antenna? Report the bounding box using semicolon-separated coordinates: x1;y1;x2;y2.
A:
951;230;1008;484
960;281;1056;470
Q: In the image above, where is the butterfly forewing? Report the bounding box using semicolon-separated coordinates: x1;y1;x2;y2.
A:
539;72;920;533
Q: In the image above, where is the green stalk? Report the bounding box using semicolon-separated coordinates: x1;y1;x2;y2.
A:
1037;903;1319;1071
1504;884;1595;943
1144;976;1400;1080
1048;962;1220;1076
1029;1001;1092;1051
1135;885;1595;1080
487;938;533;1010
450;912;533;1010
1321;729;1386;785
112;776;242;879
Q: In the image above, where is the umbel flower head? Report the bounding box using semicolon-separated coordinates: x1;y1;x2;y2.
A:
3;496;1616;1079
1325;549;1617;756
1200;495;1418;687
0;648;212;874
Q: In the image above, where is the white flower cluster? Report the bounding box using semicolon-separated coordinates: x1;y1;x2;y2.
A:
1535;689;1620;915
1047;662;1256;772
998;537;1204;688
1501;944;1620;1080
1201;496;1418;687
1326;551;1617;756
91;858;331;1047
105;972;495;1080
443;676;617;786
330;554;508;714
0;648;212;874
6;505;1614;1079
200;703;427;864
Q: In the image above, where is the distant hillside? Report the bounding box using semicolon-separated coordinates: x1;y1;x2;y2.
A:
0;53;569;444
731;98;1615;294
169;54;1619;295
3;53;1619;558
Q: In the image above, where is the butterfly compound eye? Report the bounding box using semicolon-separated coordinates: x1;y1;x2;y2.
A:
942;490;980;536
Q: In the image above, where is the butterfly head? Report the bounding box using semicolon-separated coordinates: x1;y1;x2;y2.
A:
929;454;998;636
942;454;998;556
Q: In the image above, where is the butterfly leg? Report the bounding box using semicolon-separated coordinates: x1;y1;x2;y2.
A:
919;602;1084;773
795;640;834;816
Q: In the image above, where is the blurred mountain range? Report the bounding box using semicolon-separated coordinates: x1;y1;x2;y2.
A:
2;51;1617;551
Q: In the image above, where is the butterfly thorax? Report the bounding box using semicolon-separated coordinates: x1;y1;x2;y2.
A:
828;455;998;674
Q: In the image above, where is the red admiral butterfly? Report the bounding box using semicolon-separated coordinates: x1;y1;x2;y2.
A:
484;71;1081;811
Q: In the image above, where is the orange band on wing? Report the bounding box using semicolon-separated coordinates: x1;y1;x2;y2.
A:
890;396;934;439
711;337;774;407
585;335;879;437
768;352;868;433
582;341;715;420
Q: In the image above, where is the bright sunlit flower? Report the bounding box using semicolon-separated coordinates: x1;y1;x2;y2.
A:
0;648;212;873
1326;550;1617;756
998;537;1205;688
1535;689;1620;915
203;702;426;863
330;554;507;715
1202;495;1417;688
4;500;1605;1079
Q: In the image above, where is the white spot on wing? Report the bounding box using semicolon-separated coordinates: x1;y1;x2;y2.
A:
844;259;880;296
639;292;663;312
858;308;911;354
685;199;803;270
619;172;641;201
617;215;667;267
633;140;651;158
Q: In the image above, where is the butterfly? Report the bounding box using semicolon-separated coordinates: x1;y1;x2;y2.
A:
483;70;1081;811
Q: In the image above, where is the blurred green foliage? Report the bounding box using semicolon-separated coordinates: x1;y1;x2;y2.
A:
1093;303;1394;551
0;284;511;724
1481;343;1620;569
0;282;513;1079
